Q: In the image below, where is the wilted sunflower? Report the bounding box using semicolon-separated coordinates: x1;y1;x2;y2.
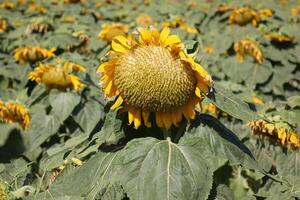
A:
265;33;294;43
64;0;85;3
136;13;154;27
14;46;55;64
0;100;30;130
28;60;86;92
234;39;263;64
0;17;8;33
98;23;128;42
229;7;260;26
26;4;48;13
247;119;300;150
162;17;198;33
98;27;213;129
0;2;16;9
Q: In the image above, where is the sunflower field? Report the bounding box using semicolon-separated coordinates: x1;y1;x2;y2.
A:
0;0;300;199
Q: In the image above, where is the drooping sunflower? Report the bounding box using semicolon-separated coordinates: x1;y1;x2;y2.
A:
0;17;8;33
28;60;86;92
14;46;56;64
234;39;263;64
0;100;31;130
247;119;300;150
229;7;260;26
98;27;213;129
98;23;128;42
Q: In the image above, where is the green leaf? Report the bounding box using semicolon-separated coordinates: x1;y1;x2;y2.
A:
94;109;125;146
25;113;60;152
73;99;104;133
119;137;213;200
49;90;81;122
207;83;260;122
47;151;122;200
184;114;261;171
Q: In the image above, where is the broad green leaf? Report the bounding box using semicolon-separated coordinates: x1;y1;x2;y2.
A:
49;90;81;122
94;109;125;146
0;124;19;146
207;83;260;122
184;114;260;171
25;113;60;152
73;100;104;133
46;152;122;200
119;137;213;200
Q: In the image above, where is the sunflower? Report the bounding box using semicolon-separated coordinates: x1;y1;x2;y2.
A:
64;0;85;3
265;33;294;43
162;17;198;33
28;60;85;92
98;27;213;129
0;100;31;130
247;119;300;150
0;17;8;33
229;7;260;26
98;23;128;42
0;2;16;9
234;39;263;64
14;46;56;64
136;13;154;27
26;4;48;13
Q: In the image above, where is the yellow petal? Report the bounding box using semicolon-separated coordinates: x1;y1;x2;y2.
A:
113;35;131;49
133;108;142;129
171;110;182;127
128;107;134;124
104;81;113;95
164;35;181;47
159;27;170;44
111;40;129;53
162;112;172;129
142;110;151;127
111;96;123;110
155;112;164;128
138;28;152;44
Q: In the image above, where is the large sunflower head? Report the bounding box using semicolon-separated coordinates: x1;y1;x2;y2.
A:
98;27;213;129
28;60;86;92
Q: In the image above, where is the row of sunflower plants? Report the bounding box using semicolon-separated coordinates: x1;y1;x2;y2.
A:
0;0;299;200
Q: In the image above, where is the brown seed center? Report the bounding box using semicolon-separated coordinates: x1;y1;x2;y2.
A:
114;45;196;112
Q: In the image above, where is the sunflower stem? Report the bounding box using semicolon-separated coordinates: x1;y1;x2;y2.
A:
163;129;172;140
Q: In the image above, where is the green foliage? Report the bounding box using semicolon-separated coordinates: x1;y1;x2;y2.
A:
0;0;300;200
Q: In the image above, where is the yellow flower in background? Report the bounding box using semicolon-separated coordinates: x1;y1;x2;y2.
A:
98;27;213;129
203;103;224;118
204;47;213;54
98;23;128;42
252;95;264;105
247;119;300;150
26;22;50;34
14;46;56;64
234;39;263;64
229;7;260;26
0;18;8;33
0;2;16;9
259;8;273;17
28;61;85;92
0;100;30;130
64;0;85;3
26;4;48;13
265;33;294;43
162;17;198;33
136;13;154;27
